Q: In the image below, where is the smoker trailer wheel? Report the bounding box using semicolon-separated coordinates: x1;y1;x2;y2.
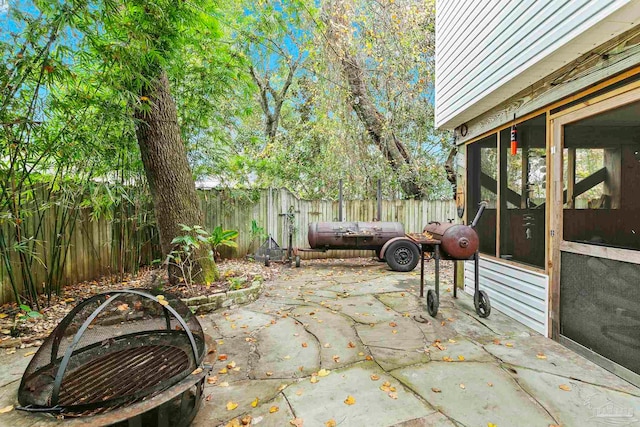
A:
17;289;210;425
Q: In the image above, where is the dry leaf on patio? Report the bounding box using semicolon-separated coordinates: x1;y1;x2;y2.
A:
493;339;501;345
559;384;571;391
324;343;331;348
332;355;340;363
389;322;397;327
158;299;169;306
219;368;228;374
302;343;308;348
0;405;13;414
459;383;466;389
24;351;36;357
191;368;203;375
226;401;239;411
448;339;456;343
269;406;279;413
347;342;356;348
317;369;330;377
488;423;497;427
207;376;218;384
218;354;228;361
536;353;547;359
487;382;493;387
310;375;319;384
442;356;453;362
251;397;259;407
290;418;304;427
388;392;398;399
296;389;304;396
206;394;212;401
392;330;398;334
458;355;465;361
370;374;380;381
266;371;273;376
380;381;392;392
344;395;356;405
241;415;252;425
431;387;441;393
365;355;373;361
505;343;514;348
225;418;241;427
325;420;337;427
278;384;287;392
117;303;129;311
219;381;229;387
227;361;237;369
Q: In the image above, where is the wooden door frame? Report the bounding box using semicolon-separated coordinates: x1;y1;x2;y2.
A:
547;85;640;339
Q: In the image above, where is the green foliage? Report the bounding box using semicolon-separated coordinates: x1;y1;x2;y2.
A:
166;224;212;288
208;226;239;260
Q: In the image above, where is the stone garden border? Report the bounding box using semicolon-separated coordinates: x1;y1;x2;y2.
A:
181;280;263;314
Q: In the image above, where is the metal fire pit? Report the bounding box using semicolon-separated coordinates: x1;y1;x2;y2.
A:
17;289;209;426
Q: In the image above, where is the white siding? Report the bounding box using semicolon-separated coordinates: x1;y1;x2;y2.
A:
464;257;548;336
435;0;640;129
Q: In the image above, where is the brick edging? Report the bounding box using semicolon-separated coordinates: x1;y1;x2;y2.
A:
180;280;263;314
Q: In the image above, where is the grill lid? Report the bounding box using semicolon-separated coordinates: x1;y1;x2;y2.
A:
18;289;206;416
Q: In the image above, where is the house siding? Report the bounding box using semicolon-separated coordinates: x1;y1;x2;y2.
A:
435;0;634;129
464;257;548;336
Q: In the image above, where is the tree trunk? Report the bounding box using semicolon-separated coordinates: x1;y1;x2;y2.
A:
134;70;219;284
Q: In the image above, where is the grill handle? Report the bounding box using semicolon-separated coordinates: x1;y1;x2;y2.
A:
470;201;488;229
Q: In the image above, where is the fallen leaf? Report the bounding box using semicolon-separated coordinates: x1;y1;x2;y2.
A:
448;339;457;343
536;353;547;360
505;343;513;348
431;387;441;393
266;371;273;376
458;355;465;361
207;376;218;384
332;355;340;363
365;355;373;361
140;96;150;102
219;381;229;387
388;392;398;399
225;418;241;427
559;384;571;391
226;401;239;411
358;352;365;356
324;343;331;348
325;420;337;427
493;339;501;345
488;424;497;427
251;397;259;407
278;384;287;392
302;343;308;348
0;405;13;414
459;383;466;389
158;299;169;306
392;330;398;334
310;375;319;384
290;418;304;427
442;356;453;362
218;354;228;361
347;342;356;348
380;381;392;392
370;374;380;381
24;351;36;357
253;416;264;424
206;394;212;401
487;382;493;387
317;369;330;377
389;322;397;327
296;389;304;396
269;406;279;413
219;368;228;374
117;303;129;311
227;361;237;369
241;415;252;425
344;395;356;405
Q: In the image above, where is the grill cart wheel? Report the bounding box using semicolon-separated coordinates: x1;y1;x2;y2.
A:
427;289;439;317
475;290;491;318
385;240;420;272
295;255;301;268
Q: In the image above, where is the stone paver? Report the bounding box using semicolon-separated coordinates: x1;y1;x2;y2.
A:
3;257;640;427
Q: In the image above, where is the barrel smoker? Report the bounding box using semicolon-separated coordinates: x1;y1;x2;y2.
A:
410;202;490;318
307;222;421;272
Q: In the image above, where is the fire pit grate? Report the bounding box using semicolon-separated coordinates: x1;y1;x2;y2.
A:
17;289;208;423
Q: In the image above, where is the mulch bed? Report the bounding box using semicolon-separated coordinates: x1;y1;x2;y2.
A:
0;259;282;353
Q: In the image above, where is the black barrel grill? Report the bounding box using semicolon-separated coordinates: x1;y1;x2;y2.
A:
17;289;209;426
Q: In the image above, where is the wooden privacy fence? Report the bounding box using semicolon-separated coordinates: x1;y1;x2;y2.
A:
201;188;457;260
0;187;455;304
